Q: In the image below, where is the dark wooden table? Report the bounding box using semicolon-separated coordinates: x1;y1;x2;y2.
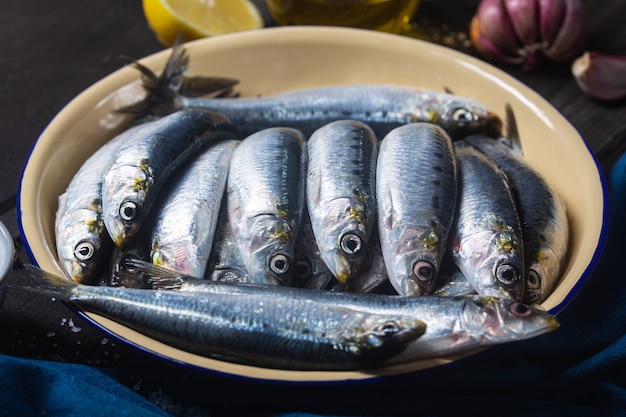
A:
1;0;625;414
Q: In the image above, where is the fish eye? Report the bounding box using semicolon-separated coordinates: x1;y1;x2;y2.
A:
509;301;533;317
340;233;362;256
495;262;520;285
450;107;477;125
119;200;140;222
375;321;400;336
269;253;290;276
412;260;435;286
527;269;542;290
294;258;312;280
74;241;95;261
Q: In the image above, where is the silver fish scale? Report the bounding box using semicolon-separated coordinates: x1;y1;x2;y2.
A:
452;142;525;300
307;120;377;204
228;128;305;219
377;123;457;296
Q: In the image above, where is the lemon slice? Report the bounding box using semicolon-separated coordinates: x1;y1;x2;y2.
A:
143;0;264;47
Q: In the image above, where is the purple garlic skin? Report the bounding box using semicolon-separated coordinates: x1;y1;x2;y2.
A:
470;0;588;71
572;51;626;101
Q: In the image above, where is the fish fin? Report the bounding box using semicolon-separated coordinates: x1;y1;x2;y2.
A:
116;41;240;118
21;264;75;300
120;258;185;290
498;103;523;156
180;76;240;98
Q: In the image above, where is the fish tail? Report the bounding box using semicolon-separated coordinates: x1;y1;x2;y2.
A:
120;258;184;290
22;264;75;300
116;40;239;118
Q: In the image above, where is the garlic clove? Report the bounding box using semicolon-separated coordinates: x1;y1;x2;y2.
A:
470;17;524;65
504;0;539;46
538;0;566;46
471;0;521;57
572;51;626;101
543;0;588;62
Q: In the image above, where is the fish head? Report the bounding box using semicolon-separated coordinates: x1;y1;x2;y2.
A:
108;245;153;288
461;296;559;344
102;165;153;248
438;97;502;140
56;209;109;284
524;248;562;304
452;227;526;300
314;199;372;285
384;226;446;296
338;313;426;359
239;214;296;286
210;267;248;283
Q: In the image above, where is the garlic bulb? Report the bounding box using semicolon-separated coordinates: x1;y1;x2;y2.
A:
470;0;588;71
572;51;626;101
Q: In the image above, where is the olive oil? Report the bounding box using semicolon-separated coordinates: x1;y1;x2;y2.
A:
265;0;421;34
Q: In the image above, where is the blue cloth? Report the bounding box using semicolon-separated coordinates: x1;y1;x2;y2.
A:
2;152;626;416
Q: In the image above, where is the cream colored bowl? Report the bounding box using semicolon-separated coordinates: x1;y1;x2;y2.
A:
18;27;607;382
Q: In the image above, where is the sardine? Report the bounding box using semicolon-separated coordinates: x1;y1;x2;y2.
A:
177;85;502;141
451;142;525;300
227;127;307;286
150;140;239;278
115;259;559;365
122;44;503;141
306;120;378;285
377;123;458;295
465;135;569;304
24;264;426;371
101;109;238;248
55;125;141;283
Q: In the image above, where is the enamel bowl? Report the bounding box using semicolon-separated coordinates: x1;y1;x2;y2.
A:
18;27;608;382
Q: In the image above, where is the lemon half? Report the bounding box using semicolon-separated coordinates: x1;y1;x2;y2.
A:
143;0;264;47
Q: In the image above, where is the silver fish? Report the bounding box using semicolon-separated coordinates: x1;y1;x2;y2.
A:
55;125;142;283
227;127;307;286
122;45;503;141
306;120;378;285
150;140;239;278
177;85;503;141
116;259;559;365
465;135;569;304
451;142;525;300
377;123;458;295
101;109;238;248
24;264;425;371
